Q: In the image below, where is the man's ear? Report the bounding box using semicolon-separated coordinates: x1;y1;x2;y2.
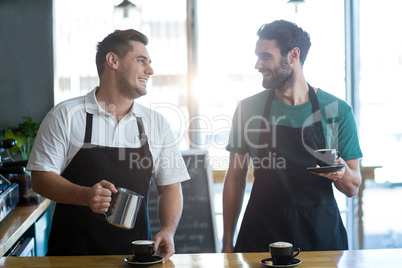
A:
105;52;119;70
288;47;301;63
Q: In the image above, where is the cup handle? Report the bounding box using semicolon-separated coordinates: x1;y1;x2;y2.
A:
105;192;117;217
292;247;300;258
336;151;341;161
150;245;156;255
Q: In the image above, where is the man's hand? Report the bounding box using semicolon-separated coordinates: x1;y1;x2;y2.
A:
87;180;118;214
315;157;346;182
153;230;175;263
313;158;361;197
221;242;234;253
154;182;183;262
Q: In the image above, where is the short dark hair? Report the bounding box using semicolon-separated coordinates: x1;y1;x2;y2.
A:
257;20;311;65
96;29;148;76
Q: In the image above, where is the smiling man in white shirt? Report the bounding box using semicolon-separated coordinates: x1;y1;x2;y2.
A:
28;29;190;260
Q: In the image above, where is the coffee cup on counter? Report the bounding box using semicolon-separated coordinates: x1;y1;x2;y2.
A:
314;149;341;167
269;241;300;265
132;240;156;262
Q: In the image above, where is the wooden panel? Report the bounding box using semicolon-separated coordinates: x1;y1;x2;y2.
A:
2;249;402;267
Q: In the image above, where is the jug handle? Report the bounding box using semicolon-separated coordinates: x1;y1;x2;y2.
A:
104;191;117;218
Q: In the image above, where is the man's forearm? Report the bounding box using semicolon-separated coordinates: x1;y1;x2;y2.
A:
157;183;183;234
334;159;361;197
222;152;249;252
31;170;90;205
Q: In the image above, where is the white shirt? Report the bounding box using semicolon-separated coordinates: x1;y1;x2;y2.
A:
27;88;190;186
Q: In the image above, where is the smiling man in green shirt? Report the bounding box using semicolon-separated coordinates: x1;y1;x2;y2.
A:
222;20;363;253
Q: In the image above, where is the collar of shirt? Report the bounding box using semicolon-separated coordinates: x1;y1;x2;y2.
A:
84;87;143;119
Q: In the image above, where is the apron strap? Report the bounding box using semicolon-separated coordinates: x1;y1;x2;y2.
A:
307;83;326;148
84;113;93;144
135;116;154;170
83;112;153;169
83;113;150;148
262;89;276;123
135;116;148;147
308;84;319;112
260;84;326;149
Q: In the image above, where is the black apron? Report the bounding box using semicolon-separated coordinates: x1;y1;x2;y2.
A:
47;113;153;256
234;84;348;252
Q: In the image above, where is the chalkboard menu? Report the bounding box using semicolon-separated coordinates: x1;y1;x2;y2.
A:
148;150;218;253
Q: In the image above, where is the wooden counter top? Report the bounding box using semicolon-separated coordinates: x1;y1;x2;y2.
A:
0;198;52;256
0;249;401;267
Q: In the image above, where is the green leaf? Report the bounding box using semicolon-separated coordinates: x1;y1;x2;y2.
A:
5;117;40;160
4;129;27;150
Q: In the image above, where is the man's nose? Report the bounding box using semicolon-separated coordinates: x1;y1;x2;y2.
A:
146;65;154;75
255;59;262;70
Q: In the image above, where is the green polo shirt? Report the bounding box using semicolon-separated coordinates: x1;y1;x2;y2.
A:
226;89;363;161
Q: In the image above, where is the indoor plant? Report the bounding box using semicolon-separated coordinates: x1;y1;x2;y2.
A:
4;117;41;205
5;117;40;161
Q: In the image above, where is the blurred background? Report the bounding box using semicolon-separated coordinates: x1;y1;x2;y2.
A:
1;0;401;252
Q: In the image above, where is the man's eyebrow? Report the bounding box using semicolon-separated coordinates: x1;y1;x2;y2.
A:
257;52;272;57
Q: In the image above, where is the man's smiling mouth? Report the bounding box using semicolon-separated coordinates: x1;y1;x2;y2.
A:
261;71;271;77
139;77;148;84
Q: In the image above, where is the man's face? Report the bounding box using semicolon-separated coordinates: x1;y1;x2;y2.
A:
254;38;294;90
117;41;154;100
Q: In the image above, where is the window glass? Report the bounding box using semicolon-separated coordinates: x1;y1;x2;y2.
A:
54;0;188;149
197;0;347;249
359;0;402;249
359;0;402;177
197;0;345;168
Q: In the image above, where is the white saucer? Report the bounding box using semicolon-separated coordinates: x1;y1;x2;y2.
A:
260;258;302;267
124;255;164;266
